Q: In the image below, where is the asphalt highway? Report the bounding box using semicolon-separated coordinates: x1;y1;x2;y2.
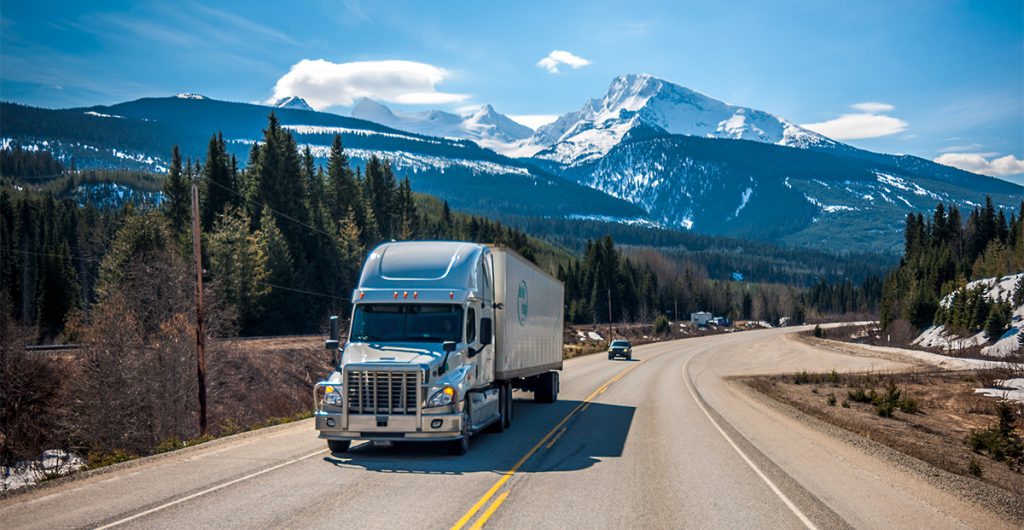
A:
1;327;1013;529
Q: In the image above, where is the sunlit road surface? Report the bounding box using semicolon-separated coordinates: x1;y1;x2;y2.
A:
1;327;1013;529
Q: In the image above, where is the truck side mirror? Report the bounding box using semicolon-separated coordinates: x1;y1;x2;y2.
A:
443;341;457;352
479;318;492;346
325;315;340;351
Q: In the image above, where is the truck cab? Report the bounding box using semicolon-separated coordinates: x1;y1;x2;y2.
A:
314;241;562;455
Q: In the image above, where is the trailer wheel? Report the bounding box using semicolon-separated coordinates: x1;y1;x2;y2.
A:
502;383;513;429
534;371;559;404
327;440;350;453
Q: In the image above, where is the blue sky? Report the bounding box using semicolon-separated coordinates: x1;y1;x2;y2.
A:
2;0;1022;181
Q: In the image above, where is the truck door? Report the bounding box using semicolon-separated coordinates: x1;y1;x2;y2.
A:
474;252;495;384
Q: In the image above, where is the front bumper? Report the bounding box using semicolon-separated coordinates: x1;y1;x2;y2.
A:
315;410;464;442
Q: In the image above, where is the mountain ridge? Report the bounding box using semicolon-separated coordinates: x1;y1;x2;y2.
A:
350;98;534;154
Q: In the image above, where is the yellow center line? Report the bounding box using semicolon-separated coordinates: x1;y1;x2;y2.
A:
545;427;568;449
468;490;511;530
450;360;646;530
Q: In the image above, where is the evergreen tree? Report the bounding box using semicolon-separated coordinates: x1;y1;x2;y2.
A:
256;206;297;333
326;135;357;222
207;206;270;333
396;177;420;240
162;146;190;236
200;133;235;231
33;240;79;342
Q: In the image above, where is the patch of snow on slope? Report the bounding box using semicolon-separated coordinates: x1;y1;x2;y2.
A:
914;273;1024;358
975;378;1024;404
84;111;124;119
733;187;753;218
803;194;857;213
280;125;448;145
564;214;662;228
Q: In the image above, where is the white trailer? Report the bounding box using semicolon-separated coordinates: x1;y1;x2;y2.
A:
313;241;563;455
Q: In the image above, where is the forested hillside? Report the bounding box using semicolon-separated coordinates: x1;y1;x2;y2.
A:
880;198;1024;332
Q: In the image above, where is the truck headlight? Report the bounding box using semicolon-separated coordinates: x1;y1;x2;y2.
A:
426;386;457;408
323;385;344;406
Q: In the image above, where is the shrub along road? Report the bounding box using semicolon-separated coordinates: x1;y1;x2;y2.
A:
0;327;1015;529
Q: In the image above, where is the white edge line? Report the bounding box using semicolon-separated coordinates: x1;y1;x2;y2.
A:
683;359;819;530
94;449;327;529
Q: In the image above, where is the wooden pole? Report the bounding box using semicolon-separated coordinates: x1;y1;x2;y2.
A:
607;288;613;341
191;183;207;436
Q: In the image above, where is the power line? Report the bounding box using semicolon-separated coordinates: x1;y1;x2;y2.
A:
258;282;346;302
2;248;103;263
200;176;338;240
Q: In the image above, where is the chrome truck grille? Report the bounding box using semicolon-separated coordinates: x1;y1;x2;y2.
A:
346;369;420;415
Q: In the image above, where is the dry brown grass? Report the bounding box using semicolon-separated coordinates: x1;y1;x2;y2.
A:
744;368;1024;497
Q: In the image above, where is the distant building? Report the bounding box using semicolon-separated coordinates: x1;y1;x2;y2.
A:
691;311;712;327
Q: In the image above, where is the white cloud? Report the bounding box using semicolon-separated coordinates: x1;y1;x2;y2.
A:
270;59;468;110
508;114;559;130
536;50;591;74
850;102;894;113
802;102;907;140
933;153;1024;177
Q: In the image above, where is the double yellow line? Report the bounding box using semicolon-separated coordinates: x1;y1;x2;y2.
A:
452;361;645;530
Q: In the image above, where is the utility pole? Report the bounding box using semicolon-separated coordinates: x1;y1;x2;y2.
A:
607;288;613;341
191;183;208;436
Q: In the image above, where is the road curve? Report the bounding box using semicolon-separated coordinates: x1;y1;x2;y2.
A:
1;327;1014;529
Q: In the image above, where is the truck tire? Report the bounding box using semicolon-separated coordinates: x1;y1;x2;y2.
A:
503;383;513;429
327;440;350;453
449;435;469;455
534;371;558;404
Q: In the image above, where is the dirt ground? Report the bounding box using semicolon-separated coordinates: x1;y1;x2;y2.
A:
742;367;1024;497
205;335;332;435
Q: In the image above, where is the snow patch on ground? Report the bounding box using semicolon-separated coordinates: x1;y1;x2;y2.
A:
975;378;1024;404
913;326;989;351
1;450;85;492
913;273;1023;358
587;331;604;341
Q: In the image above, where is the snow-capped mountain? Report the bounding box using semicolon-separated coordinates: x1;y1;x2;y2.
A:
350;98;533;155
530;74;837;165
272;96;314;112
0;96;641;223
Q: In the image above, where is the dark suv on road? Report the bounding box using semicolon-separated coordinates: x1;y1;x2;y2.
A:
608;339;632;360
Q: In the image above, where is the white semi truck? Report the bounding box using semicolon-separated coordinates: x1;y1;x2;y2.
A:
314;241;564;455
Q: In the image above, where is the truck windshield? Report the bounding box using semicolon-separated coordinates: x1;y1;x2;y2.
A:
349;304;463;343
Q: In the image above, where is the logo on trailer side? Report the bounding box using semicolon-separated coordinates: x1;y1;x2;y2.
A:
517;280;528;325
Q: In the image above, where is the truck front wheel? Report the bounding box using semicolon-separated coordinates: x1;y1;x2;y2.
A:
328;440;350;453
449;435;469;455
